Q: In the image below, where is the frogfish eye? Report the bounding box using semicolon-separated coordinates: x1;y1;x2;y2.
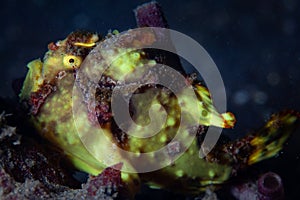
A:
63;55;82;69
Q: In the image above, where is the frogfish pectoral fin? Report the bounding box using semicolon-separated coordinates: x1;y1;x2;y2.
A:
195;84;236;128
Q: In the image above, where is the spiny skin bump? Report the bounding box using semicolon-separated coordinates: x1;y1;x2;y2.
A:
20;30;299;196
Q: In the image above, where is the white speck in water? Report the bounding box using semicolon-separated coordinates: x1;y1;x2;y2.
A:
233;90;250;105
73;13;90;28
282;18;296;36
267;72;280;86
253;91;268;105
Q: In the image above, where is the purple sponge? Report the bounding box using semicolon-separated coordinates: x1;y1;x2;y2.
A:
134;1;169;28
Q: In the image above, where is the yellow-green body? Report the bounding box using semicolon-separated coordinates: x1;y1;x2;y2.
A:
19;31;299;195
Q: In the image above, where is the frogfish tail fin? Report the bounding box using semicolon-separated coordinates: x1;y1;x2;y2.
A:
248;110;300;165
